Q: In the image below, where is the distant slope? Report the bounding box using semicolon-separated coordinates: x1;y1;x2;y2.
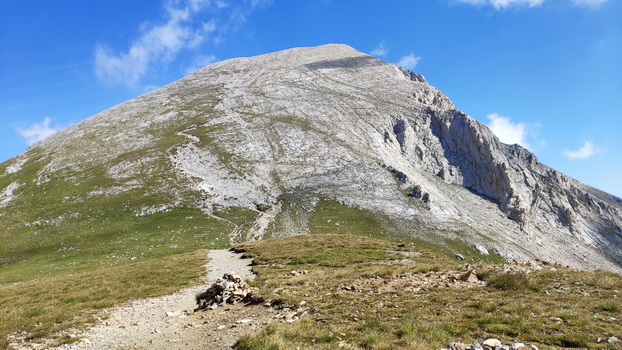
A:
1;44;620;284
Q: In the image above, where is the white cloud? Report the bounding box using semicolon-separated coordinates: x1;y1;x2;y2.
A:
95;0;268;88
185;54;218;74
571;0;611;7
563;141;601;160
486;113;537;149
16;117;64;146
456;0;544;9
457;0;611;9
371;42;389;57
397;54;421;70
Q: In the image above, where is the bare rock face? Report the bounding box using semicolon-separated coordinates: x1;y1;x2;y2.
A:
2;44;621;272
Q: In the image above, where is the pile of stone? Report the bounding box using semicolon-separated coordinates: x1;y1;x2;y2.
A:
196;272;252;310
445;338;539;350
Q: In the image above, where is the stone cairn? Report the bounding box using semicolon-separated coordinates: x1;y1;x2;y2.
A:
196;272;252;310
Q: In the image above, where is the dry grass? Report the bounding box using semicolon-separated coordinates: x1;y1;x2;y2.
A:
0;249;209;349
234;234;622;350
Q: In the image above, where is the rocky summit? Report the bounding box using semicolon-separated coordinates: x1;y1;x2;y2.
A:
1;44;621;276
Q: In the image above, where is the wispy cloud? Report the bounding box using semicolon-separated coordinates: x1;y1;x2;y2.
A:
563;141;601;160
571;0;611;7
486;113;540;150
456;0;611;9
397;54;421;70
371;42;389;58
16;117;64;146
95;0;270;89
456;0;544;9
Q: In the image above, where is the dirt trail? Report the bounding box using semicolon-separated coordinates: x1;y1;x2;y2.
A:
19;250;275;350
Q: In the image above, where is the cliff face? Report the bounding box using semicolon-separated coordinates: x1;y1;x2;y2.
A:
1;44;621;273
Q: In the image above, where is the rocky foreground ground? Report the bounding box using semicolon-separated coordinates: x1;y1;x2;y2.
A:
9;250;277;350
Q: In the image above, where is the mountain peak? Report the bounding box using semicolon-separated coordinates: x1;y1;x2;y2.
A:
1;45;620;282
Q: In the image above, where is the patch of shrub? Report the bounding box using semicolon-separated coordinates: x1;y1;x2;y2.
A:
552;334;590;348
476;270;493;281
487;272;531;291
597;303;621;313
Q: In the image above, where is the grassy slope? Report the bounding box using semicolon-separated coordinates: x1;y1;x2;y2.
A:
267;197;505;264
0;90;245;284
0;193;620;349
0;249;209;349
235;234;622;350
229;199;622;350
0;86;263;346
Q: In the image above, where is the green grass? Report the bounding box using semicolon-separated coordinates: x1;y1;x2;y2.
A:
0;249;209;349
597;302;621;313
0;208;231;285
233;234;622;350
265;197;505;266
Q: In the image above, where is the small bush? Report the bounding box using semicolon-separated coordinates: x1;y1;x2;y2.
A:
396;326;414;338
488;272;531;291
597;303;621;313
476;270;493;281
361;336;378;349
552;334;590;348
467;300;485;309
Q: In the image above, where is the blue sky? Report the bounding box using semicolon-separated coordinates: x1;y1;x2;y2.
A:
1;0;620;196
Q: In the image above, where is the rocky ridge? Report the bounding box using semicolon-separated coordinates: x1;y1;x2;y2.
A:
1;44;621;272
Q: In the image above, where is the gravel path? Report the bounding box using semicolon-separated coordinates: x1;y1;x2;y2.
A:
15;250;275;350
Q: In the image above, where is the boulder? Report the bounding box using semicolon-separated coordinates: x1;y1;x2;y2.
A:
460;270;480;283
475;244;489;255
483;338;502;348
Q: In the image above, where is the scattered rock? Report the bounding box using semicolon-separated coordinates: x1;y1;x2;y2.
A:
396;171;408;183
288;269;308;277
446;340;540;350
454;253;466;261
409;185;430;203
422;193;431;203
471;342;483;350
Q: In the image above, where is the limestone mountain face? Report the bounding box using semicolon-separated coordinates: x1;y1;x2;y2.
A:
1;44;621;274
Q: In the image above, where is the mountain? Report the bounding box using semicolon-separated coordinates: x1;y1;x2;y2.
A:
1;44;621;284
